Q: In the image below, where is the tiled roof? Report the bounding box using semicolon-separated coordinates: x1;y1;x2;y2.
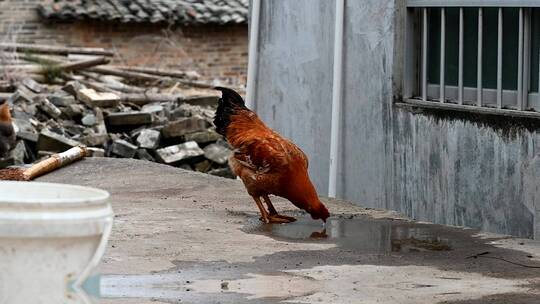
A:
38;0;248;25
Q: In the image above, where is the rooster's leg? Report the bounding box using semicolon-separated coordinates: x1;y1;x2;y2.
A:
253;196;270;223
262;195;278;214
262;195;296;223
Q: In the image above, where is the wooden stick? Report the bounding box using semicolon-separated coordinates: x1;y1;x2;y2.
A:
114;65;196;79
57;57;110;72
15;56;109;73
119;93;183;105
77;72;147;93
19;53;64;65
89;66;163;82
0;146;89;181
91;66;214;89
78;79;119;93
0;43;114;56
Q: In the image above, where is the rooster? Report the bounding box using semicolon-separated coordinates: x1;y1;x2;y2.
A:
213;87;329;223
0;102;15;158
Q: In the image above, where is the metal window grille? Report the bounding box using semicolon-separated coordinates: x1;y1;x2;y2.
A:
404;1;540;114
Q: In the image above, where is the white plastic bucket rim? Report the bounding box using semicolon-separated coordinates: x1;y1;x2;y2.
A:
0;181;110;207
0;181;113;238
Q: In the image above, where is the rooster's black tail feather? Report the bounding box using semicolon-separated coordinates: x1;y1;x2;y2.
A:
213;87;247;136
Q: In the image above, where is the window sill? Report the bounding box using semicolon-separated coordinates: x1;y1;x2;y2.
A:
398;98;540;120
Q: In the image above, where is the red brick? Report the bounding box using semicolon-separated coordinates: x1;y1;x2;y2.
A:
0;0;248;86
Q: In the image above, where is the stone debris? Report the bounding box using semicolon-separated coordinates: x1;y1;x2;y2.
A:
136;129;160;150
35;95;62;118
135;149;155;162
184;129;222;144
81;113;96;126
208;167;236;179
203;143;231;165
156;141;205;165
78;88;121;107
9;87;35;104
107;111;152;126
111;139;137;158
22;78;44;93
0;43;240;178
49;91;76;107
37;128;82;152
161;116;210;138
87;147;105;157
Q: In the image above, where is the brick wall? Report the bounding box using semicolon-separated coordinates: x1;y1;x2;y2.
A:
0;0;248;86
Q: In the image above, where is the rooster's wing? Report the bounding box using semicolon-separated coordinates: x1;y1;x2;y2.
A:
231;130;308;175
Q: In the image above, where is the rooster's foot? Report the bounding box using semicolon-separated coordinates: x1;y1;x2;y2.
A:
260;214;296;224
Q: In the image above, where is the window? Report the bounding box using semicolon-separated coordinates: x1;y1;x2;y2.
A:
403;1;540;116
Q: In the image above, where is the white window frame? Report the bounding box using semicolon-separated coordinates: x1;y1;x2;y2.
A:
403;0;540;118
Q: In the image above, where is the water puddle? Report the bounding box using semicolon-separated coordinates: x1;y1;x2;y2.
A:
247;215;453;253
88;216;458;303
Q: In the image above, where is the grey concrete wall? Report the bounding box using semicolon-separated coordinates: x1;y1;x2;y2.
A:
391;107;539;238
254;0;335;192
340;0;395;208
254;0;539;239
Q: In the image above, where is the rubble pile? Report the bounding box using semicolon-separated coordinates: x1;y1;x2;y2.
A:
0;43;237;178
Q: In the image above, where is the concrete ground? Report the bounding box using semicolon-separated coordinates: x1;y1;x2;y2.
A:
41;158;540;304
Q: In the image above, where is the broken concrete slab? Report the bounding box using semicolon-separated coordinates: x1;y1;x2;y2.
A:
194;159;211;172
93;108;108;134
141;103;165;115
184;129;222;144
78;88;120;107
35;96;62;118
82;113;97;126
208;167;236;179
12;118;37;142
16;131;39;143
111;139;137;158
62;104;85;118
80;132;108;147
107;111;152;126
177;103;216;121
136;149;156;162
203;143;231;164
0;156;15;169
37;128;81;152
8;88;35;104
62;81;83;96
9;140;26;164
178;163;193;171
48;92;76;107
155;141;204;164
161;116;210;138
21;77;44;93
87;147;105;157
215;138;232;149
182;95;219;107
136;129;160;150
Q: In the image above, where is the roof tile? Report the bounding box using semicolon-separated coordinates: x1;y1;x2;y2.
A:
38;0;248;25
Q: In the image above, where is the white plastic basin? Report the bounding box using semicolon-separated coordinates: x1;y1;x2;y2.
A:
0;181;114;304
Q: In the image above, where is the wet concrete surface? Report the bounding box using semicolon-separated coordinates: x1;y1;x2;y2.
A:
249;216;454;253
39;158;540;304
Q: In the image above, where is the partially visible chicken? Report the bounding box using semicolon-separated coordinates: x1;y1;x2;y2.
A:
0;102;15;158
213;87;329;223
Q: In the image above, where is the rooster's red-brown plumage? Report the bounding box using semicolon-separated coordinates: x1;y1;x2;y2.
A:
0;102;15;158
213;87;329;223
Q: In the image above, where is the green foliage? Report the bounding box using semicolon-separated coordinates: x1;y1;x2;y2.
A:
39;63;62;83
22;51;63;83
